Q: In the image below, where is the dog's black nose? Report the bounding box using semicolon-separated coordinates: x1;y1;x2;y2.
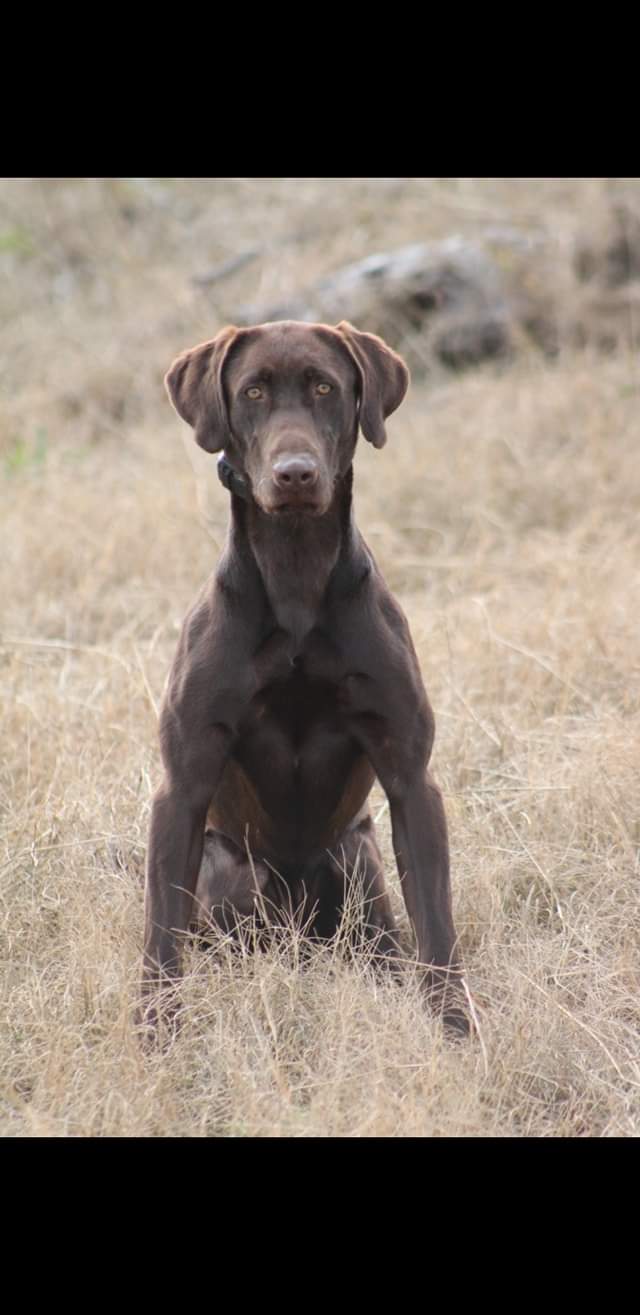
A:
272;455;319;491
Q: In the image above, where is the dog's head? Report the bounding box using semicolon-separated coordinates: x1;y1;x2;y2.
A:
164;321;409;516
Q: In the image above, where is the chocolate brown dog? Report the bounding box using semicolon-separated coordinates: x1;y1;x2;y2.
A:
141;320;468;1032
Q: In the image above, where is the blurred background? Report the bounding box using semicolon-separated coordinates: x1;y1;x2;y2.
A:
2;177;639;468
2;179;640;1137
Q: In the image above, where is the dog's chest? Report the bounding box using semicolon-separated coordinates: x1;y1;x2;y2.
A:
248;661;342;746
253;618;343;687
234;651;359;794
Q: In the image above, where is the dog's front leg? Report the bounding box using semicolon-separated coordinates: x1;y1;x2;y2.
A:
386;770;466;1008
143;728;232;977
344;641;468;1031
372;756;468;1032
139;584;261;1037
140;724;233;1029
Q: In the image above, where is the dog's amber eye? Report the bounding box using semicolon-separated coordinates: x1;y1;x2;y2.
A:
316;383;332;395
246;386;263;400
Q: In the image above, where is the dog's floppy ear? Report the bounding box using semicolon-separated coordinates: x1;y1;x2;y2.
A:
336;321;409;449
164;326;239;453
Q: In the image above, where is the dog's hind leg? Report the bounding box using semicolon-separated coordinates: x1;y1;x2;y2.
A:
311;814;402;961
192;829;272;936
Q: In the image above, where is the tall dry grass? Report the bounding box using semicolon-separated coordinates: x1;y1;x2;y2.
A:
1;179;639;1136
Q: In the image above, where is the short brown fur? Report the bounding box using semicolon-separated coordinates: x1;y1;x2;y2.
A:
142;321;467;1034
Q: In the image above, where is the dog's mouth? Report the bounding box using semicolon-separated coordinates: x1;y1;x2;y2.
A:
272;500;324;516
256;494;328;517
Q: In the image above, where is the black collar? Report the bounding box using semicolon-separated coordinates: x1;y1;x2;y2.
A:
217;452;251;501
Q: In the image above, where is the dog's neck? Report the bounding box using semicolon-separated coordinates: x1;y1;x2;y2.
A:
226;467;361;649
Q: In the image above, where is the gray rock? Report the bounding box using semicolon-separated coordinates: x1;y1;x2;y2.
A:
236;237;518;374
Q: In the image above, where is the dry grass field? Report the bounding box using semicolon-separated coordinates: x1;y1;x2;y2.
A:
1;178;639;1137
